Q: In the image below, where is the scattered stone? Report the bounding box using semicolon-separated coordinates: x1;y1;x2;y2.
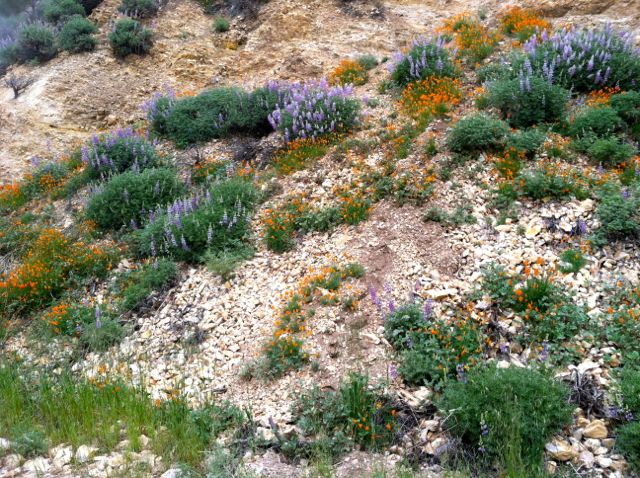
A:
545;438;578;461
584;420;608;439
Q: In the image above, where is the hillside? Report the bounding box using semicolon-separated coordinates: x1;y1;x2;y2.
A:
1;0;640;477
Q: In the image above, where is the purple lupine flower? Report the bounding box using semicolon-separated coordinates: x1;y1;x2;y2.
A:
456;364;467;383
95;306;102;329
369;286;382;310
539;341;549;362
389;364;398;380
423;299;433;320
388;299;396;313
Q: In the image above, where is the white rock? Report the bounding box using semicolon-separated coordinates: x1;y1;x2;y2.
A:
51;445;73;468
3;454;22;468
596;456;612;468
162;469;183;478
23;456;49;473
584;420;608;439
545;438;578;461
75;445;98;463
0;437;10;450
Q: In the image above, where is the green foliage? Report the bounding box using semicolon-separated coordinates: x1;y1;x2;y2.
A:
438;366;573;472
213;16;230;32
291;373;397;457
357;54;378;70
133;178;258;262
567;106;624;138
424;204;476;227
16;23;58;63
0;362;244;467
43;0;86;24
160;87;278;148
610;91;640;125
11;430;48;457
446;114;510;154
391;40;458;87
118;0;159;17
109;18;153;57
59;16;98;53
115;259;178;311
616;422;640;473
516;168;586;201
485;77;569;128
619;368;640;415
585;136;636;167
559;248;586;274
383;303;425;349
591;183;640;247
78;316;125;352
86;168;184;231
205;245;253;279
506;129;546;158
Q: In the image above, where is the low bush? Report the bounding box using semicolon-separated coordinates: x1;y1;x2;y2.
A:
158;86;278;147
506;128;546;158
591;183;640;247
291;373;398;456
558;248;587;274
619;368;640;415
268;79;360;142
118;0;159;17
485;72;569;128
16;23;58;63
523;25;640;92
81;127;162;180
43;0;86;24
610;91;640;125
567;107;624;138
438;366;573;472
399;76;462;121
58;16;98;53
133;178;258;262
439;14;500;64
213;16;230;32
390;37;457;87
616;422;640;473
109;18;153;57
585;137;636;167
116;259;178;310
329;59;368;86
86;168;184;231
499;6;550;42
356;54;378;70
446;114;509;154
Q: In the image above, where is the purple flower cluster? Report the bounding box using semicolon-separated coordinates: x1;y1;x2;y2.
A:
524;24;640;91
81;127;159;178
267;79;360;142
389;37;457;86
141;84;177;129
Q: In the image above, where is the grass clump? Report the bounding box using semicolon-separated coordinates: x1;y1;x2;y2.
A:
115;258;178;311
118;0;159;17
505;128;546;158
109;18;153;57
591;183;640;247
85;168;184;231
616;422;640;474
0;361;245;467
558;248;587;274
59;16;98;53
438;366;573;474
446;114;509;155
213;16;230;32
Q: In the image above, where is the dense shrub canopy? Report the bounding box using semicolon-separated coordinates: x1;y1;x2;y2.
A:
59;16;98;53
446;113;510;154
43;0;86;24
86;167;185;230
109;18;153;57
16;23;58;63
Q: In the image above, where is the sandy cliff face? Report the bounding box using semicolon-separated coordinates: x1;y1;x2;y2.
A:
0;0;638;182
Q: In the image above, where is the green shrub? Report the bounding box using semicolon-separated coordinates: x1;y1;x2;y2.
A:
116;259;177;310
517;168;584;200
160;87;277;148
616;422;640;473
391;39;457;87
118;0;159;17
291;373;397;456
558;248;586;274
485;77;569;128
12;430;48;457
58;16;98;53
357;54;378;70
506;128;546;158
585;137;636;167
16;23;58;63
438;366;573;472
446;114;510;154
82;128;162;180
79;316;125;352
610;91;640;125
213;16;230;32
0;43;18;71
86;168;184;231
568;107;624;138
383;303;425;349
109;18;153;57
591;183;640;247
43;0;85;24
619;368;640;415
133;178;258;262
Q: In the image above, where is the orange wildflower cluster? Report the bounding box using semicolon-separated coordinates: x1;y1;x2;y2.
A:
400;76;462;120
273;136;333;175
586;86;622;106
499;6;551;41
439;14;501;63
0;183;27;210
0;229;114;315
329;59;368;86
